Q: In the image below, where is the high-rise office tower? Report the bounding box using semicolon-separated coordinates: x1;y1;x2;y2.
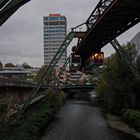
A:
43;14;67;69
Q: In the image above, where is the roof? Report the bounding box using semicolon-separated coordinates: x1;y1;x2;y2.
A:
49;14;61;17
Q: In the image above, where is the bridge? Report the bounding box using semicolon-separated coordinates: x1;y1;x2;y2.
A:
1;1;140;139
0;0;140;112
0;78;94;91
0;79;47;89
63;85;95;90
62;84;95;95
75;0;140;64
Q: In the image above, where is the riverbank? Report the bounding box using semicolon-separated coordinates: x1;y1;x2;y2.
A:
90;93;140;139
106;113;140;139
4;90;66;140
41;98;139;140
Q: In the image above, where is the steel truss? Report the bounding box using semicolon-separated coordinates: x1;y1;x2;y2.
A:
86;0;114;29
0;0;10;10
0;0;30;26
21;32;76;112
110;38;140;79
53;55;71;88
71;0;115;31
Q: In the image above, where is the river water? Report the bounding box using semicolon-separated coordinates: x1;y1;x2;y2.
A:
41;98;139;140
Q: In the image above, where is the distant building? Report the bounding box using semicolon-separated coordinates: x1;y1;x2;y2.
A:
0;66;39;80
66;71;82;85
43;14;67;69
130;32;140;53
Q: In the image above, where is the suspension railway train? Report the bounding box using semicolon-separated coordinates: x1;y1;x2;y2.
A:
69;52;104;72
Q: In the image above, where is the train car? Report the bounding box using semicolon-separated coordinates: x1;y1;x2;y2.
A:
88;52;104;66
84;52;104;72
69;54;81;72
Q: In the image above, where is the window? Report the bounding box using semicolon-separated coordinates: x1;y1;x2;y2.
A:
60;17;66;20
49;17;60;20
49;21;59;25
44;26;66;29
44;33;66;36
45;30;66;33
43;17;49;20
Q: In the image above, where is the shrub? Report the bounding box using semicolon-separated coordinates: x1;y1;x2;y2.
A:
122;109;140;130
6;89;66;140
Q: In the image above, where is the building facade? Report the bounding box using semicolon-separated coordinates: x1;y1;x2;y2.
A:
43;14;67;68
65;70;82;85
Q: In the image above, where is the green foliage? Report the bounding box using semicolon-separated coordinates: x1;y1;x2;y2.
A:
4;63;15;67
122;109;140;130
0;102;7;115
22;62;32;69
6;89;66;140
35;66;56;84
0;61;3;69
0;100;9;139
95;42;140;113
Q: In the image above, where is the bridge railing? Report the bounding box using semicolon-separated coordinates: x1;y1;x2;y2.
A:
0;78;47;88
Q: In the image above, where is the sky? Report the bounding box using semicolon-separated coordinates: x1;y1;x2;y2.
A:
0;0;140;67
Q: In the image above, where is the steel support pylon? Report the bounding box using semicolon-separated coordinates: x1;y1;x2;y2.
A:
110;38;139;79
52;55;71;88
21;31;76;112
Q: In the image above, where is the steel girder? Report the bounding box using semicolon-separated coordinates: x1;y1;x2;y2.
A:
86;0;115;29
0;0;30;26
0;0;10;9
75;0;140;61
53;55;71;88
21;32;76;112
110;39;140;79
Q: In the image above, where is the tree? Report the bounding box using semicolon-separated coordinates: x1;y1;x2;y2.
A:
22;62;32;69
35;66;45;81
4;63;15;67
35;65;56;85
0;62;3;69
95;42;140;113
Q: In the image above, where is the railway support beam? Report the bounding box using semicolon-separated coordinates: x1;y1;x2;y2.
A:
110;38;140;79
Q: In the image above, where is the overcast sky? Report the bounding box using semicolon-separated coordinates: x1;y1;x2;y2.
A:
0;0;140;67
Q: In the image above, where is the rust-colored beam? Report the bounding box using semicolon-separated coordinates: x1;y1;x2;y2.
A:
74;32;86;38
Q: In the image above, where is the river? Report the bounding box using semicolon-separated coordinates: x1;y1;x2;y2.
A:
41;97;139;140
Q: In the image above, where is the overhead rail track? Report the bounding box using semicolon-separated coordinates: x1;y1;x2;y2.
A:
75;0;140;61
0;0;30;26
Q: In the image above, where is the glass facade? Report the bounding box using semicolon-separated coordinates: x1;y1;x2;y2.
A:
43;14;67;68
